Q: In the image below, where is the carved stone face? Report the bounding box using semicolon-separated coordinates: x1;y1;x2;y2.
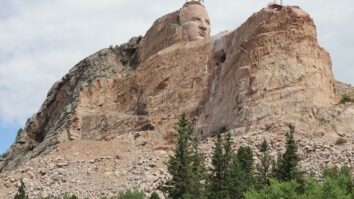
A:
180;3;211;41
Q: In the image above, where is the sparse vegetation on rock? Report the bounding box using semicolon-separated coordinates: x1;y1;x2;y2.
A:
15;190;147;199
38;193;79;199
14;181;29;199
115;190;145;199
340;95;353;104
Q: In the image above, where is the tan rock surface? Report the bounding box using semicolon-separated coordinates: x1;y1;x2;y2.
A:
197;6;336;137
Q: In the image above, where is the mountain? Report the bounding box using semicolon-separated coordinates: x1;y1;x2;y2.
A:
0;2;353;198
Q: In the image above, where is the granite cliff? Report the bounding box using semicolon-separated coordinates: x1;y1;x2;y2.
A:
0;2;353;198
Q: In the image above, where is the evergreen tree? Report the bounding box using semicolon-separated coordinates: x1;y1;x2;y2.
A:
208;133;233;199
229;155;243;199
223;133;234;197
237;146;254;175
14;181;29;199
229;146;254;199
255;139;272;189
273;124;302;182
164;114;206;199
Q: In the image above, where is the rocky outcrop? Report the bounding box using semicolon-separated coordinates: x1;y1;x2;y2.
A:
0;37;141;172
335;80;354;99
197;7;335;137
137;11;183;62
0;3;353;198
1;2;213;173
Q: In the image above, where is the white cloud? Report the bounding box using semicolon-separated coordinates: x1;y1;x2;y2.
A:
0;0;353;127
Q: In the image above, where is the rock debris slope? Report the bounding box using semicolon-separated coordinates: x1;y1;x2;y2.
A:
0;3;353;198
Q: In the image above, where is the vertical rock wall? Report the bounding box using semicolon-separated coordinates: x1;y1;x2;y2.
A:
197;7;335;136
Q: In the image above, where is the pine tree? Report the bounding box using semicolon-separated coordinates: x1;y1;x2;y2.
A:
223;133;234;197
228;146;254;199
238;146;254;195
164;114;206;199
229;155;242;199
255;139;272;189
14;181;29;199
273;124;302;182
208;133;232;199
237;146;254;175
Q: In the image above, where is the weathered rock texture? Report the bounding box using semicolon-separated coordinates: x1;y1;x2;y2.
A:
197;7;336;136
0;4;353;199
0;37;141;173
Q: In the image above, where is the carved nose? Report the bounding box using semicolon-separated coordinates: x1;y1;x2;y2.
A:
199;26;207;31
199;20;208;31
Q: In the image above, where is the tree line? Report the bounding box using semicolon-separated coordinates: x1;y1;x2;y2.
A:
163;114;354;199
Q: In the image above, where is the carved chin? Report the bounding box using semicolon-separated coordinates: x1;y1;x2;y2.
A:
199;32;207;38
184;31;209;41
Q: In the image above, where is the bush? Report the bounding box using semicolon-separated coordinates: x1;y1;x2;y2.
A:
340;95;353;104
116;190;145;199
14;181;29;199
34;190;144;199
38;193;79;199
245;166;354;199
322;166;354;198
245;180;303;199
149;192;160;199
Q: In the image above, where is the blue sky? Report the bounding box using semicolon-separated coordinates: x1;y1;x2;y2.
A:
1;0;354;155
0;124;19;154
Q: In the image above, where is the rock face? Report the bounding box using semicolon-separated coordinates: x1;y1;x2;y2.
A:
0;37;141;172
197;7;336;136
0;3;353;198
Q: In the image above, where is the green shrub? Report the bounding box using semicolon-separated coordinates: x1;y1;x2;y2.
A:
340;95;353;104
245;166;354;199
245;180;302;199
14;181;29;199
38;193;79;199
149;192;160;199
116;190;145;199
322;166;354;198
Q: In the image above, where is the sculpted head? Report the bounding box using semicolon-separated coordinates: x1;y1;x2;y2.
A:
180;2;211;41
